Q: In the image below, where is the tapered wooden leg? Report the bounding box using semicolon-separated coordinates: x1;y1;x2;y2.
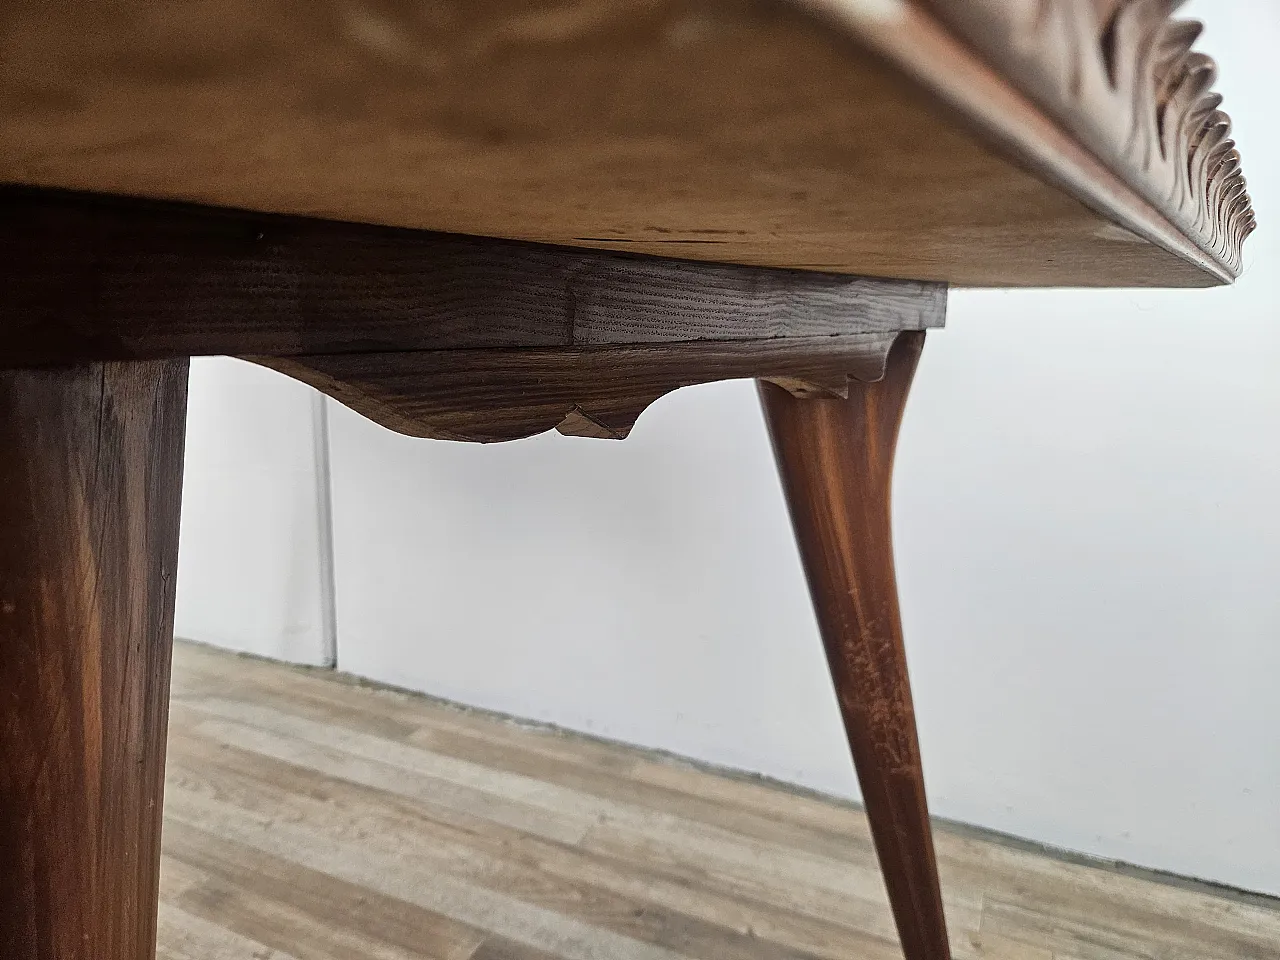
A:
0;360;188;958
759;331;949;960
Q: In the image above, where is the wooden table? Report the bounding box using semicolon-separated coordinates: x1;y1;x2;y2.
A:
0;2;1255;959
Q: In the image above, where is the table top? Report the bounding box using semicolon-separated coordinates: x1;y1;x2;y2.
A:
0;0;1255;288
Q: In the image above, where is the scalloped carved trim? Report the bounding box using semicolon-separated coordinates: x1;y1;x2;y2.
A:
913;0;1254;275
251;333;904;443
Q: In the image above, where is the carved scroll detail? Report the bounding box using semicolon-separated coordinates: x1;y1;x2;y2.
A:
914;0;1254;275
251;334;904;443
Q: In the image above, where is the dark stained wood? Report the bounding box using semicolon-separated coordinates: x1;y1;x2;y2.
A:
258;333;905;442
0;189;944;369
0;360;188;959
759;332;950;960
0;0;1251;286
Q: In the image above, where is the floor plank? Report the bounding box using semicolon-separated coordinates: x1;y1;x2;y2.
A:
159;643;1280;960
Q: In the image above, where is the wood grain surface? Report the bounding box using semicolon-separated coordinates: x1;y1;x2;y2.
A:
160;641;1280;960
258;333;907;442
760;333;948;960
0;0;1250;286
0;360;188;959
0;189;947;442
0;189;943;369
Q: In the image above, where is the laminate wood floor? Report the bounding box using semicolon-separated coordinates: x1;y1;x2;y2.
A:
160;642;1280;960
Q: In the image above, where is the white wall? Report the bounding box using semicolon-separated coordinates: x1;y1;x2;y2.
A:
176;357;334;666
327;386;843;775
325;0;1280;897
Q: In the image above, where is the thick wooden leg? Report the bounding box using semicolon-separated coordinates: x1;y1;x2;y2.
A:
759;331;949;960
0;361;188;958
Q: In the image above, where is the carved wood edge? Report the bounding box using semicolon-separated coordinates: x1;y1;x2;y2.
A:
817;0;1254;279
249;333;913;443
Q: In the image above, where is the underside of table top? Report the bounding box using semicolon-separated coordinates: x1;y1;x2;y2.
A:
0;0;1256;288
0;7;1262;960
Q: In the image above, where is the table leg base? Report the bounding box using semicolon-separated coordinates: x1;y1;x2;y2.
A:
760;331;951;960
0;360;188;959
